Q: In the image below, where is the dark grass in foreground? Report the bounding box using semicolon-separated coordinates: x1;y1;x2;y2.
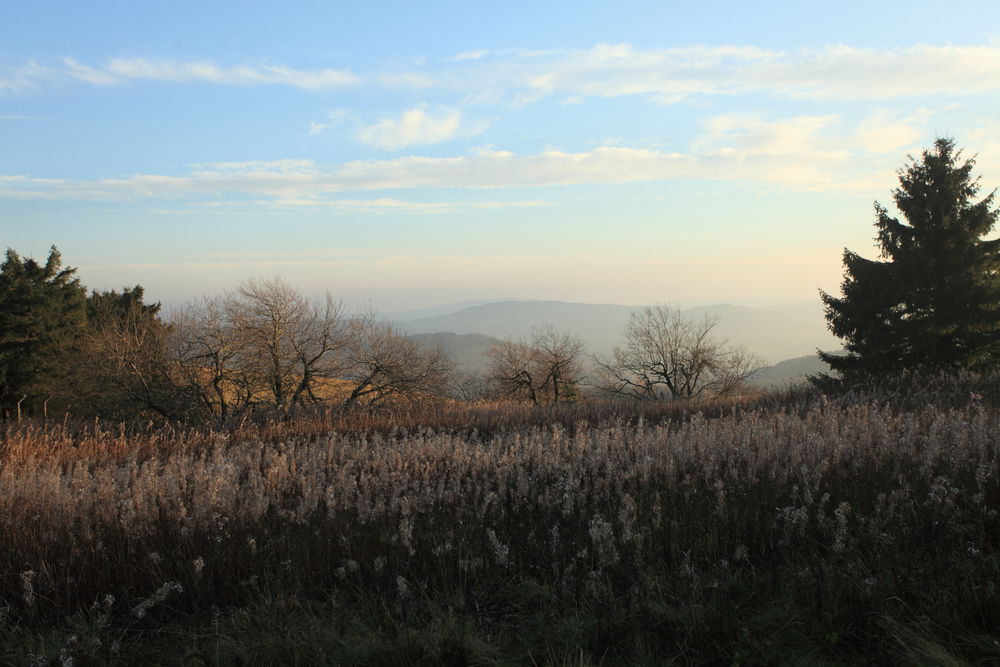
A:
2;373;1000;665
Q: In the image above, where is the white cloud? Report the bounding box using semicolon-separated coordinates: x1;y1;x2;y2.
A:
504;43;1000;103
450;50;490;61
852;108;934;153
359;107;474;150
308;109;352;135
0;174;71;199
6;43;1000;102
192;158;318;173
5;112;989;204
195;196;551;214
63;57;118;85
0;58;357;94
690;114;855;186
430;43;1000;107
104;58;357;89
696;114;841;154
0;144;864;203
0;60;60;95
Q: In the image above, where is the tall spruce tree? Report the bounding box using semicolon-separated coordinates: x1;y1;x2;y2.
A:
0;246;87;415
820;138;1000;377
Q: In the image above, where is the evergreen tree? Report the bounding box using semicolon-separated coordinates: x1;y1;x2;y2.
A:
0;246;87;415
87;285;161;325
820;138;1000;377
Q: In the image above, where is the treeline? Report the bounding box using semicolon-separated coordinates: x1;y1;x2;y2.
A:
0;247;766;423
0;250;451;422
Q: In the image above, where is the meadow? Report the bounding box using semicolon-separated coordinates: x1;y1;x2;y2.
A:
1;374;999;665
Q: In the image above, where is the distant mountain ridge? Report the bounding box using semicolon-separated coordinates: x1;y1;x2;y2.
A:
398;299;839;364
752;354;833;387
409;332;502;372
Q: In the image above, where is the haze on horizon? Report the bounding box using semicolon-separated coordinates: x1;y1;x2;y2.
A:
3;1;1000;313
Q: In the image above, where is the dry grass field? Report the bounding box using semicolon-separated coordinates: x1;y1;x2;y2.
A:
1;375;999;665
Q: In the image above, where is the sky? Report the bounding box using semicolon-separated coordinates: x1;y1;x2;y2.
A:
2;0;1000;312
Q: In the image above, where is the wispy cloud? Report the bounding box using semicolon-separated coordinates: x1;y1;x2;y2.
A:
450;49;490;61
0;174;72;199
695;114;842;154
449;43;1000;105
1;111;983;204
851;108;934;153
103;58;357;89
192;196;550;215
78;259;363;272
5;44;1000;102
1;57;356;94
308;108;353;135
358;106;481;150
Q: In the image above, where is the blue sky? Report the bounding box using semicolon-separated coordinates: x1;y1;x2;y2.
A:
3;1;1000;310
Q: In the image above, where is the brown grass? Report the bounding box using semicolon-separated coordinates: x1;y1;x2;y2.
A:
1;374;998;662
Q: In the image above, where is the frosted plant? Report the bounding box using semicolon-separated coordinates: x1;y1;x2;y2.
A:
588;514;619;567
618;493;637;545
398;515;414;554
130;581;183;619
20;570;36;609
832;501;851;553
486;528;509;565
396;575;410;600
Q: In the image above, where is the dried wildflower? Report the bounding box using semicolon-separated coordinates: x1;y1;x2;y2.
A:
486;528;509;565
618;493;637;544
832;501;851;553
431;541;453;557
20;570;36;608
459;558;483;573
396;575;410;599
130;581;183;619
398;515;414;554
588;514;619;566
193;557;205;575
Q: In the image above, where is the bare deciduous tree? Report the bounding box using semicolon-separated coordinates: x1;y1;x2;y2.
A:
77;291;184;419
168;277;347;417
595;304;763;400
486;327;584;404
168;297;250;420
341;312;452;408
446;369;493;402
228;277;347;411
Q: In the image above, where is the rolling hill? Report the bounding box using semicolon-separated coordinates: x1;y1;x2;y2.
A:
399;299;839;364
